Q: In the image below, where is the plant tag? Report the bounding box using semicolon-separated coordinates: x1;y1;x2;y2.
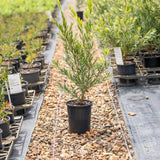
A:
8;73;22;94
114;47;124;65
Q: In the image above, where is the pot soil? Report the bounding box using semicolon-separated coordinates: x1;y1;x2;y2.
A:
36;54;45;59
0;116;11;138
22;62;41;71
22;81;29;96
6;89;26;106
21;68;40;83
34;58;44;69
0;129;3;150
66;100;92;134
76;11;83;20
117;62;136;75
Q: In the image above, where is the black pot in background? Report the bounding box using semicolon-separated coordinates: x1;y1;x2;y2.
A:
34;58;44;69
21;68;40;83
2;63;16;74
66;100;92;134
6;89;26;106
11;60;19;72
144;55;160;68
22;81;29;96
16;40;25;50
139;52;160;68
117;62;136;75
5;106;15;124
13;58;20;68
0;129;3;150
76;11;83;20
21;54;27;61
0;116;11;138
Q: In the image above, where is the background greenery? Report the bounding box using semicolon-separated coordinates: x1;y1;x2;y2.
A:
0;0;57;15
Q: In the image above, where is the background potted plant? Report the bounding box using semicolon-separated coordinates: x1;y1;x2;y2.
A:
21;44;40;83
0;73;11;138
76;0;85;20
131;0;160;68
92;1;154;76
55;0;109;134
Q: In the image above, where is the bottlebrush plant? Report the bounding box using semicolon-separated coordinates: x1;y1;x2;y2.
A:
54;0;110;103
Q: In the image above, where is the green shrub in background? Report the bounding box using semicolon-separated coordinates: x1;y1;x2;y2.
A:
131;0;160;52
92;0;155;61
0;0;57;15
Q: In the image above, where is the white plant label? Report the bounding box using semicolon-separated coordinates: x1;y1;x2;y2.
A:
8;73;22;94
114;47;124;65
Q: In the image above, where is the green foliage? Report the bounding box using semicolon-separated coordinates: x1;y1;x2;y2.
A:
131;0;160;51
54;0;109;102
25;42;37;65
92;0;155;61
0;67;11;122
0;0;57;15
76;0;85;9
0;103;11;123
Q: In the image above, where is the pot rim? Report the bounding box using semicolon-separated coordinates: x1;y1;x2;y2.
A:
66;99;93;108
20;68;40;74
10;88;26;95
117;62;135;67
22;80;29;86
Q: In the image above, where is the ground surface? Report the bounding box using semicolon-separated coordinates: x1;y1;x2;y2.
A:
118;85;160;160
26;0;135;159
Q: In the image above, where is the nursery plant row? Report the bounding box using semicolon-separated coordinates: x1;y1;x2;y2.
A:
0;1;59;158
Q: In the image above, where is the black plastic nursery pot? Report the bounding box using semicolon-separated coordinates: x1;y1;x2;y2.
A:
22;81;29;96
117;62;136;75
139;52;160;68
76;11;83;20
143;55;160;68
7;89;26;106
21;68;40;83
6;106;15;124
11;60;19;72
66;100;92;134
0;116;11;138
13;58;20;68
21;54;27;60
0;128;3;150
34;58;44;69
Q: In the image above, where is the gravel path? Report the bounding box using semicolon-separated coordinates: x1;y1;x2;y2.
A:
26;1;136;159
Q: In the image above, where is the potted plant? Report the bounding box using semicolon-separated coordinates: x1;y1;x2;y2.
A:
0;76;11;139
76;0;85;20
92;1;154;84
55;0;109;134
0;44;18;73
131;0;160;68
20;45;40;83
0;104;11;139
